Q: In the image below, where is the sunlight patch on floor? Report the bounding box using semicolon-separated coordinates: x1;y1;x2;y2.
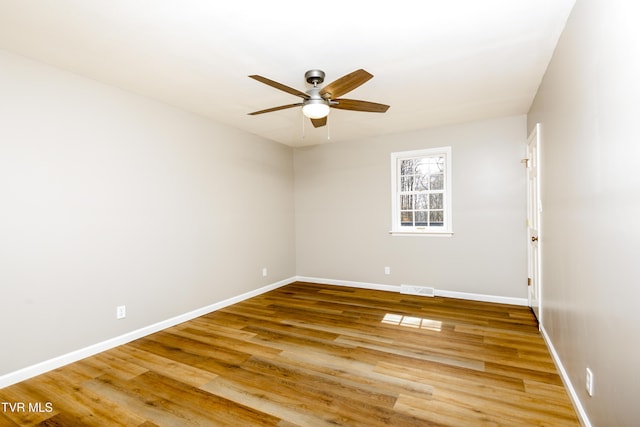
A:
381;313;442;331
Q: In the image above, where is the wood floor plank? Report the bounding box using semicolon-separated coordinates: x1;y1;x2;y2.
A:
174;326;282;359
374;360;526;394
131;371;281;427
334;335;486;371
200;376;340;427
27;371;146;427
201;358;428;427
78;351;149;381
0;413;19;427
108;346;219;388
273;350;436;399
523;379;579;409
0;282;579;426
82;373;215;426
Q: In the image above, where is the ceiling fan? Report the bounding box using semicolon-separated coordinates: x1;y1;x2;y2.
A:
248;69;390;128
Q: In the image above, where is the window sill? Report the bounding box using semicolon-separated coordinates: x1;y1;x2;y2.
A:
389;230;454;237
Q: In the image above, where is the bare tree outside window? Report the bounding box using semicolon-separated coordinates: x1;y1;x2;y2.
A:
398;155;445;227
391;148;452;234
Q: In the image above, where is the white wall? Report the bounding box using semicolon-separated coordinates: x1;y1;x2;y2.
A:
527;1;640;425
294;115;527;299
0;50;296;376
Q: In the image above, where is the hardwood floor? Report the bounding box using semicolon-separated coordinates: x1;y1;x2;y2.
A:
0;282;579;426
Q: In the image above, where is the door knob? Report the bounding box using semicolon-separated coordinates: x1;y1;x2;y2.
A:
531;236;538;242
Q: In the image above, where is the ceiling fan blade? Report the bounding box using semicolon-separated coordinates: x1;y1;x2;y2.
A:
320;69;373;99
310;117;327;128
249;75;308;99
331;98;390;113
248;103;303;115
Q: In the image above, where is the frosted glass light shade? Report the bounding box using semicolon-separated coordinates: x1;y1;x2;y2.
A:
302;100;330;119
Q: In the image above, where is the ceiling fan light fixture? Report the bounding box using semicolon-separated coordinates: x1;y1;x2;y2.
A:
302;99;330;119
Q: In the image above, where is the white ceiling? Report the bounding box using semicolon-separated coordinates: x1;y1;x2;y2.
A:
0;0;575;147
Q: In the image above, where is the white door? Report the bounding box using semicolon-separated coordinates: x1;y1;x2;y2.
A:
526;124;541;323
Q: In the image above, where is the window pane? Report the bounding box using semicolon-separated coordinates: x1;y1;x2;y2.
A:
430;174;444;190
434;155;445;173
415;211;428;226
414;175;429;191
400;159;417;176
430;210;444;226
400;195;413;210
429;193;443;209
401;176;414;191
415;194;429;209
401;211;413;226
417;155;445;175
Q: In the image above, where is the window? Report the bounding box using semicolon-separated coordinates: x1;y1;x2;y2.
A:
391;147;452;235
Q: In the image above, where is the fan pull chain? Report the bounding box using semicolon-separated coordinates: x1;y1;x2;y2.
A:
301;110;306;139
327;118;330;140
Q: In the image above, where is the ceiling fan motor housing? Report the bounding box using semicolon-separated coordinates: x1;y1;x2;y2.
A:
305;69;325;85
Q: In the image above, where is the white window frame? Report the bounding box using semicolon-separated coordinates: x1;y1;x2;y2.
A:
390;147;453;236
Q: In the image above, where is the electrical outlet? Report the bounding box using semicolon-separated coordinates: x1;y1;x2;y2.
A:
586;368;594;396
116;305;126;320
384;266;391;275
262;268;268;277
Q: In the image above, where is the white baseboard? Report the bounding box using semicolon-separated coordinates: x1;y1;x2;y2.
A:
1;275;527;389
294;276;528;306
540;325;592;427
0;277;295;389
295;276;398;293
435;288;528;306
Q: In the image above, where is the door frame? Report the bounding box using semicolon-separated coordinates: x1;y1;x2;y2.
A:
526;123;542;324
